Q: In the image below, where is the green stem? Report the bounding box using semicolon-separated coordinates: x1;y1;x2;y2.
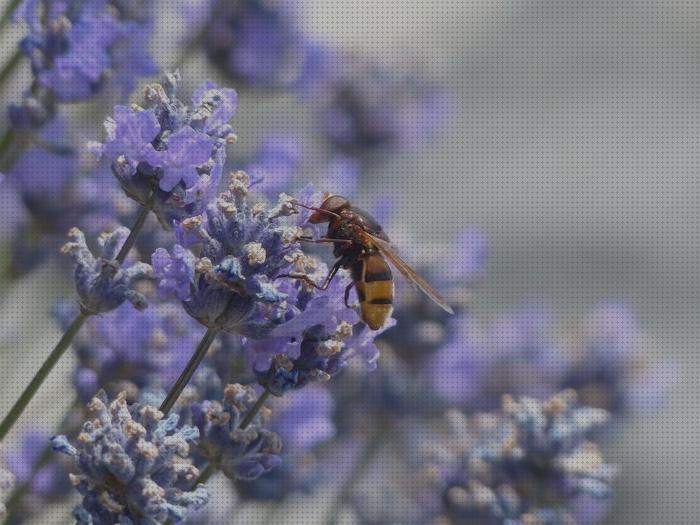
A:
239;388;272;429
115;200;152;264
0;128;16;171
324;431;384;525
193;463;215;486
0;312;88;441
0;0;22;31
159;328;219;415
0;49;21;88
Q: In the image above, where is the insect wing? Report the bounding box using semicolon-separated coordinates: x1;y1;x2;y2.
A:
362;231;454;314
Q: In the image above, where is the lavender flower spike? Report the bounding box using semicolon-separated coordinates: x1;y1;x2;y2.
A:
434;391;616;525
61;227;152;314
191;384;282;481
95;74;238;227
15;0;157;103
51;391;208;525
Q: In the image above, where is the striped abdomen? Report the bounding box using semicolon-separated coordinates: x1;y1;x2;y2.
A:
352;253;394;330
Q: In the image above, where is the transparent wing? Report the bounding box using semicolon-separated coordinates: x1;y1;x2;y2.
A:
361;231;454;315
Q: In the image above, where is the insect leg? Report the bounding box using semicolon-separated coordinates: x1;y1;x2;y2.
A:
277;258;343;291
344;281;355;308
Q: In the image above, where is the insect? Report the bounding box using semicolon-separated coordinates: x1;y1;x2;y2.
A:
284;195;454;330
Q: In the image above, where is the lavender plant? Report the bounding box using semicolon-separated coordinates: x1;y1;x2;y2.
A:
0;4;680;525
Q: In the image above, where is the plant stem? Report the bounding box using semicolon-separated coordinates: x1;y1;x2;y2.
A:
324;431;384;525
0;49;21;88
0;128;16;171
159;328;219;415
193;463;215;486
0;312;88;441
0;198;153;441
115;199;152;264
0;0;22;31
239;388;272;429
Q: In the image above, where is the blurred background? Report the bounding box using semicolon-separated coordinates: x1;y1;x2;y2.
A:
0;1;697;524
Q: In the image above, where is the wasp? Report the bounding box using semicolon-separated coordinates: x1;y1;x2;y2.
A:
285;195;453;330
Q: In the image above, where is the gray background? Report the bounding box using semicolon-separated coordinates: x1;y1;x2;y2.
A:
0;1;698;523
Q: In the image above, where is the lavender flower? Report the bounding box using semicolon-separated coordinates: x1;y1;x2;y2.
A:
433;391;615;525
238;385;335;499
15;0;157;103
4;428;70;502
304;53;453;155
51;391;207;524
203;0;308;87
561;302;677;415
190;384;282;481
95;74;237;226
61;227;152;314
152;172;300;337
70;302;206;403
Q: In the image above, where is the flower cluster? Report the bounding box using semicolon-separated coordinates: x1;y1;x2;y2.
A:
190;384;282;481
51;391;207;524
61;227;152;314
430;392;615;525
15;0;156;104
95;74;238;226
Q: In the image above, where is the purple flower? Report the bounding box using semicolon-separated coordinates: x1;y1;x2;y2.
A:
61;227;152;314
96;74;237;226
152;245;196;301
304;53;454;155
153;172;301;337
203;0;308;87
16;0;157;102
69;302;206;403
4;428;70;503
246;134;301;197
51;391;207;524
237;385;335;499
430;392;615;525
190;384;282;481
376;226;487;364
561;302;677;415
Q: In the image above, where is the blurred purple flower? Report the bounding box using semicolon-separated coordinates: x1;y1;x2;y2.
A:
246;134;301;197
303;53;454;155
430;392;615;525
203;0;308;88
16;0;157;102
237;385;335;499
562;302;677;415
4;428;70;502
69;302;206;403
